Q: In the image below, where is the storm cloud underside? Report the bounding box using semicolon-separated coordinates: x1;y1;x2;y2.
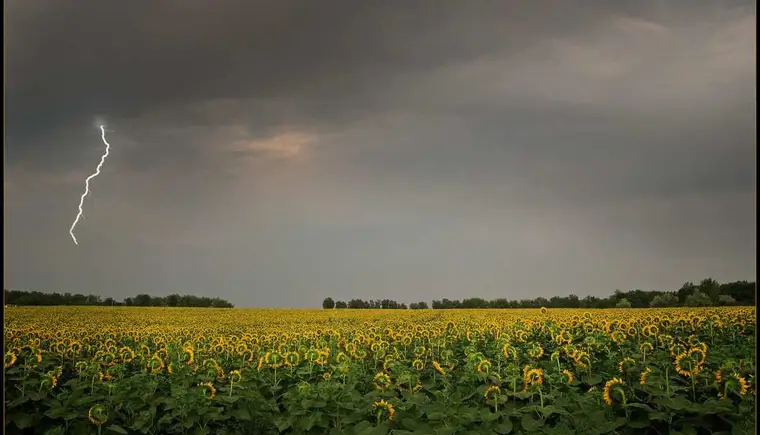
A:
5;0;756;307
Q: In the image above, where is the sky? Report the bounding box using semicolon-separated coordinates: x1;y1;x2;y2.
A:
4;0;756;308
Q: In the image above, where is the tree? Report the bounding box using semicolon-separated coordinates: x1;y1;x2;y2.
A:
134;294;152;307
719;281;755;305
322;297;335;309
699;278;721;304
335;300;348;309
166;294;180;307
616;298;632;308
677;282;697;304
2;289;232;308
650;293;678;307
685;290;711;307
718;294;736;306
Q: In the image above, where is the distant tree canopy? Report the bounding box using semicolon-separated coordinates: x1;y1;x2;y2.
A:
327;298;408;309
323;279;755;309
4;290;234;308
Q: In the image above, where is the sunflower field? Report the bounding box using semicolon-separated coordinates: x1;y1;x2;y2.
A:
3;306;756;435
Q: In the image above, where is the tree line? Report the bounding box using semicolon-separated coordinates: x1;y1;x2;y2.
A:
4;290;234;308
323;278;755;309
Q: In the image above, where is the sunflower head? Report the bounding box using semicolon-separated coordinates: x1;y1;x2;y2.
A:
88;404;108;426
229;369;242;384
412;359;424;371
639;342;654;355
523;368;545;390
284;351;301;367
610;330;627;344
476;359;492;374
603;378;626;406
484;384;501;401
674;351;702;377
527;344;544;359
561;369;574;385
199;381;216;400
618;357;636;374
373;399;395;421
373;372;392;390
640;367;652;385
4;351;17;369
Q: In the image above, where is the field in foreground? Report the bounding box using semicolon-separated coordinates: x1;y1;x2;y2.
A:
4;307;756;435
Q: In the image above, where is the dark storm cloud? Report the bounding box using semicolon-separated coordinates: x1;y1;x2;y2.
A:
6;0;696;157
4;0;755;306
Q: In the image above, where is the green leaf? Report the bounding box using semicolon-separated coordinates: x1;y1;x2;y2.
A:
352;421;373;435
539;405;570;418
231;407;252;421
627;418;651;429
275;417;292;432
107;425;129;434
521;413;544;431
44;426;66;435
495;419;513;434
625;403;653;411
10;412;34;429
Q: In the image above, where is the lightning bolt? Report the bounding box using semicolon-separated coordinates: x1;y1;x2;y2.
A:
69;125;111;245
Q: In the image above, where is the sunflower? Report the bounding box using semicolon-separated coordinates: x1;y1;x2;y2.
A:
412;359;424;371
523;368;544;390
561;369;574;384
688;347;707;367
199;381;216;400
156;347;169;360
674;352;700;377
88;404;108;426
476;359;492;374
284;351;300;367
502;343;518;360
41;371;58;389
149;354;165;374
732;373;750;396
572;351;590;369
603;378;625;406
484;384;501;400
4;351;17;369
639;342;654;356
640;367;652;385
373;399;395;421
558;329;573;345
180;346;194;365
229;369;242;384
618;357;635;374
610;331;627;344
527;344;544;359
119;346;135;363
374;372;392;390
265;352;284;369
433;361;447;375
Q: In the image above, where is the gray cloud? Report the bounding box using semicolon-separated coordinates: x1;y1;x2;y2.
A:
5;0;755;307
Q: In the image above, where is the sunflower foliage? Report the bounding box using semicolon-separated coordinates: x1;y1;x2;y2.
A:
3;306;756;435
